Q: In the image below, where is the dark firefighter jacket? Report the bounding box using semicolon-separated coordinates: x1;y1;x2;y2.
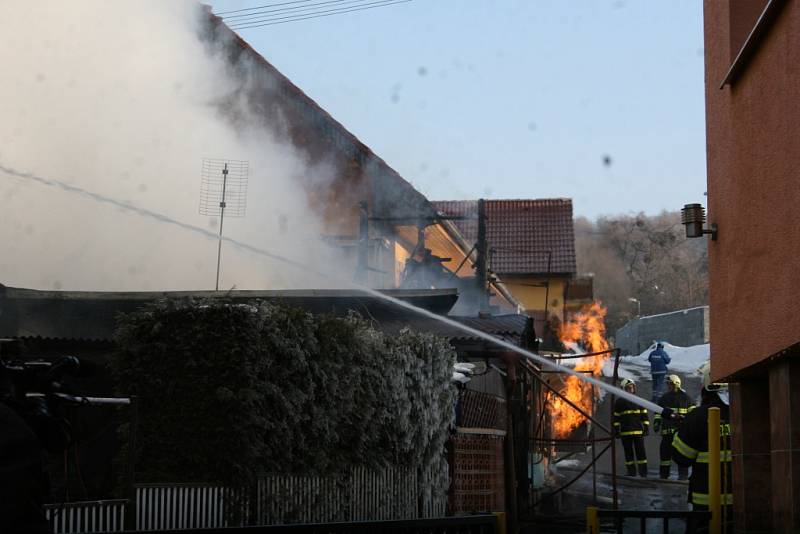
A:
613;396;650;437
654;389;694;435
672;396;732;506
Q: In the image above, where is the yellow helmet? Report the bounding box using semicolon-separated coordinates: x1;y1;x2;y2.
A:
666;374;681;389
620;378;636;390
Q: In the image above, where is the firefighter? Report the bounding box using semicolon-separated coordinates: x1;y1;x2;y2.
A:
672;362;732;528
654;374;694;479
613;378;650;477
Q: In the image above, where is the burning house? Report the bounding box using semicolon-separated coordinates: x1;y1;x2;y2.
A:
197;10;521;306
432;199;592;332
0;3;619;530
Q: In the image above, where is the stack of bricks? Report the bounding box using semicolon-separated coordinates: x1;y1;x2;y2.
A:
450;434;505;513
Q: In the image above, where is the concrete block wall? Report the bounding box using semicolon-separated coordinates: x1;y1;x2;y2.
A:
614;306;709;355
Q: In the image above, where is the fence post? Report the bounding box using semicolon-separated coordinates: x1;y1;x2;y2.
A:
708;407;721;534
125;396;138;531
493;511;507;534
585;506;599;534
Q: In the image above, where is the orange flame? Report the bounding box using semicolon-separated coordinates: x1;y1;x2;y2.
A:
549;302;610;438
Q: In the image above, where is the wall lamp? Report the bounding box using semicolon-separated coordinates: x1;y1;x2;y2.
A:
681;203;717;241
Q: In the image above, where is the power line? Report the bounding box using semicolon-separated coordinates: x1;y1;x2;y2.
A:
229;0;412;29
221;0;357;21
228;0;409;28
214;0;313;16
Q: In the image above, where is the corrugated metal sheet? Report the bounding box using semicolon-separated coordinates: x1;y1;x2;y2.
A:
0;286;458;341
379;313;530;344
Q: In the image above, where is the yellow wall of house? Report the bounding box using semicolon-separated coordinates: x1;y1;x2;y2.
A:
392;223;474;288
394;241;411;287
500;276;568;321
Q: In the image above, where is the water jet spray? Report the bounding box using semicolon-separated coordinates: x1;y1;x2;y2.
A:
0;163;665;415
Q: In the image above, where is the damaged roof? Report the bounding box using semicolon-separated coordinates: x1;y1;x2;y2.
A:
432;199;577;275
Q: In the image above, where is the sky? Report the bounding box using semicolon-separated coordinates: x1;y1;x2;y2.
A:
213;0;707;219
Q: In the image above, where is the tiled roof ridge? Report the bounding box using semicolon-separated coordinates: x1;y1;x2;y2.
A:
433;198;572;204
430;199;576;275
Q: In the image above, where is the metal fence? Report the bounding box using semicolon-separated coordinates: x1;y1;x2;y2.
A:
43;466;447;533
132;467;446;530
135;484;250;530
106;515;498;534
256;466;446;524
45;499;128;534
586;507;712;534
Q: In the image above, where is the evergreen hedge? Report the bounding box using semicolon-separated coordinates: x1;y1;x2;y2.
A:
112;298;456;490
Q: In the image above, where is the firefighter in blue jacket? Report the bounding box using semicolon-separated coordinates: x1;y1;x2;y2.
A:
654;374;694;479
672;362;732;529
613;378;650;477
648;342;671;401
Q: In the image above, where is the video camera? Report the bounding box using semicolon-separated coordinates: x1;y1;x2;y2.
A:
0;355;81;402
0;352;129;407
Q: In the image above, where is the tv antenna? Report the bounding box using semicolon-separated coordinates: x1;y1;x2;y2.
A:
199;158;249;290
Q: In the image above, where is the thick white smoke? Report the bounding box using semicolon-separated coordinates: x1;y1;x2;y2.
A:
0;1;347;291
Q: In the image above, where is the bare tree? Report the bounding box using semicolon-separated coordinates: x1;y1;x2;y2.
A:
576;211;708;334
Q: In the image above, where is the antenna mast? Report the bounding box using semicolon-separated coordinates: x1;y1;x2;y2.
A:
199;158;249;290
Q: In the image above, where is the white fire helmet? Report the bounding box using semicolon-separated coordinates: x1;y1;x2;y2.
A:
666;374;682;389
620;378;636;391
698;360;729;405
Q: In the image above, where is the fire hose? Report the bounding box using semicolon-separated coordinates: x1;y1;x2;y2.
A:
0;163;671;418
369;289;668;414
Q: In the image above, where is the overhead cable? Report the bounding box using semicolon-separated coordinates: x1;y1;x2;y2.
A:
221;0;358;21
229;0;409;28
229;0;412;29
214;0;313;16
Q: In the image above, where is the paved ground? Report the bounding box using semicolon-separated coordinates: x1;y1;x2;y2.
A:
594;358;703;481
526;360;706;533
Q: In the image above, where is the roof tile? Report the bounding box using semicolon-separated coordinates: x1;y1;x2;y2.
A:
432;199;576;275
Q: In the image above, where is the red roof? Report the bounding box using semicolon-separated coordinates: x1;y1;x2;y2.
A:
432;199;576;275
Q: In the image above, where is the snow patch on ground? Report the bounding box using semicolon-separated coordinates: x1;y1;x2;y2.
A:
601;358;635;379
555;459;581;467
621;342;710;375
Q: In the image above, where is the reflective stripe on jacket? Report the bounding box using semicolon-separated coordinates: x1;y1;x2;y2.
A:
654;389;695;435
671;398;732;507
613;397;649;436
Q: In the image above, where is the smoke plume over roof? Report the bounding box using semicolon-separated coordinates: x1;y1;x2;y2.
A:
0;1;348;291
